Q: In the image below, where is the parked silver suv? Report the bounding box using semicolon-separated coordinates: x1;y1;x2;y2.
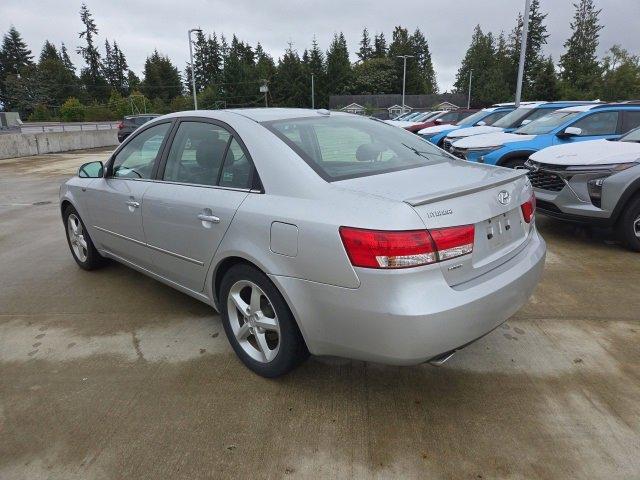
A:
526;126;640;250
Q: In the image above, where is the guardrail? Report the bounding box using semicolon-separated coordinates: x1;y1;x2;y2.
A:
15;122;119;134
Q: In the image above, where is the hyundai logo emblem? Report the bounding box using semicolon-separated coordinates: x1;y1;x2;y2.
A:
497;190;511;205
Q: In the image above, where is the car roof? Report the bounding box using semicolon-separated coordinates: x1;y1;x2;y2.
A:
226;108;349;122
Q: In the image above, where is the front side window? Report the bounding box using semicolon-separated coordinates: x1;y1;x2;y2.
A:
514;111;581;135
571;111;619;136
111;122;170;179
163;122;231;186
264;115;447;181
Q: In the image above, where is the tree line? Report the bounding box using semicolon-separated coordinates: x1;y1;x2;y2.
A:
0;0;638;121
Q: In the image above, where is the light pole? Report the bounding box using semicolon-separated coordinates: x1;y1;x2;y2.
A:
397;55;414;114
188;28;202;110
311;73;315;109
515;0;531;107
467;69;473;109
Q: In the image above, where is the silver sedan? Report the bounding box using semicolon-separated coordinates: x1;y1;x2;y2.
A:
60;108;546;377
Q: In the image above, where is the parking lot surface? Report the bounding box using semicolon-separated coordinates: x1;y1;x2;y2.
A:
1;148;639;479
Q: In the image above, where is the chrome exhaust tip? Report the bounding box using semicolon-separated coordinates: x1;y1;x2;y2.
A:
427;350;456;366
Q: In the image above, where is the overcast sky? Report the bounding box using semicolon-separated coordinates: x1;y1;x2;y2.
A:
2;0;639;91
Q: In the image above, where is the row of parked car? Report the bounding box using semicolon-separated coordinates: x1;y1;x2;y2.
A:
390;101;640;251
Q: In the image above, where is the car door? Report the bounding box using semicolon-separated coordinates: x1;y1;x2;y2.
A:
84;121;172;268
141;120;254;292
553;110;621;146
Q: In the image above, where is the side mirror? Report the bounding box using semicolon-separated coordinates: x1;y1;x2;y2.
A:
435;119;443;124
559;126;582;137
78;161;104;178
476;121;486;126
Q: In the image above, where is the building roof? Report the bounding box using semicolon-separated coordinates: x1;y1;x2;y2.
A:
342;103;365;110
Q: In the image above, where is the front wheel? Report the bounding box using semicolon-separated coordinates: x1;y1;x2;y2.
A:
616;196;640;252
219;264;309;377
63;205;105;270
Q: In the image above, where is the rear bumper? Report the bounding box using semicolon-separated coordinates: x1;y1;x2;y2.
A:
271;230;546;365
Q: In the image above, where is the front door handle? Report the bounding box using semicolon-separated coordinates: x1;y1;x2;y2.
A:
126;200;140;208
197;213;220;224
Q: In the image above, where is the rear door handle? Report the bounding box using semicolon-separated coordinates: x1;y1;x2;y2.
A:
197;213;220;224
126;200;140;208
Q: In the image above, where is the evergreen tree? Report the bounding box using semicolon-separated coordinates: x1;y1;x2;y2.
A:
60;43;75;73
357;28;373;62
222;35;257;106
507;0;549;97
0;27;35;112
273;43;306;106
529;56;559;101
142;50;182;102
255;42;276;103
352;57;396;94
0;26;34;78
410;28;438;94
373;33;387;58
112;42;130;94
192;31;222;93
77;3;108;101
559;0;603;99
326;33;352;95
36;40;80;107
454;26;507;105
307;37;326;107
388;26;419;94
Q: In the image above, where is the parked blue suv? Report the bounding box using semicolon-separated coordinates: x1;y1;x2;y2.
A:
449;103;640;168
418;105;515;146
441;101;597;152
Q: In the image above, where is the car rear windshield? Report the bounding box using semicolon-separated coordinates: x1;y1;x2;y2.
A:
263;115;448;181
514;110;581;135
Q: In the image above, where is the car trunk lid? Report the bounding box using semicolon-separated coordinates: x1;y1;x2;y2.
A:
334;161;534;285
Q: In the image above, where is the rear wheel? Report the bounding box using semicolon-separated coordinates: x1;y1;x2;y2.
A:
219;264;309;377
616;196;640;252
63;205;105;270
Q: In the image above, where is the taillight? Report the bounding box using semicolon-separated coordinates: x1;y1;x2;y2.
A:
339;225;474;269
521;193;536;223
117;121;124;130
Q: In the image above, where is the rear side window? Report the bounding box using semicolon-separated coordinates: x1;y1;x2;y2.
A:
219;138;252;189
571;111;619;136
621;111;640;134
163;122;231;186
264;115;446;181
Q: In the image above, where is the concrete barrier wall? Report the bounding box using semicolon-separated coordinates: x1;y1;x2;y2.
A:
0;129;118;160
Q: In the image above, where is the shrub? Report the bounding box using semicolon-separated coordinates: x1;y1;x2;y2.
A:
28;104;52;121
60;97;86;122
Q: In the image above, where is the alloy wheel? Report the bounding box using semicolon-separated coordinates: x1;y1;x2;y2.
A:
227;280;280;363
634;215;640;239
67;213;88;262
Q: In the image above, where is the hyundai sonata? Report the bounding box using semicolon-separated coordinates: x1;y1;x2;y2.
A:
60;108;546;377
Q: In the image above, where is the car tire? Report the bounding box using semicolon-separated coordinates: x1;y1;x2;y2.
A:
616;195;640;252
63;205;106;270
219;264;309;377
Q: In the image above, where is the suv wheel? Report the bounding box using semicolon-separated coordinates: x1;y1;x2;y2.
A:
219;264;309;377
617;196;640;251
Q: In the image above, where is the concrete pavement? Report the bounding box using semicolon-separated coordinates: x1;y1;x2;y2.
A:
1;148;639;479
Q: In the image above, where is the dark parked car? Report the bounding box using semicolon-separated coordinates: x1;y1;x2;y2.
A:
117;114;160;142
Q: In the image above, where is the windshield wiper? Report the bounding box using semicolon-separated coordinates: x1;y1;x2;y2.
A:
401;143;449;160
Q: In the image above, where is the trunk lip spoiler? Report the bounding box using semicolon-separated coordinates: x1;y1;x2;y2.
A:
404;169;527;207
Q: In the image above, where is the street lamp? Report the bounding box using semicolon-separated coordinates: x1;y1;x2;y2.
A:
311;73;315;109
515;0;532;107
188;28;202;110
467;69;473;109
397;55;414;114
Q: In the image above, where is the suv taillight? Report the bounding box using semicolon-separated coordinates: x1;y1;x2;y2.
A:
117;121;124;130
339;225;474;269
521;193;536;223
